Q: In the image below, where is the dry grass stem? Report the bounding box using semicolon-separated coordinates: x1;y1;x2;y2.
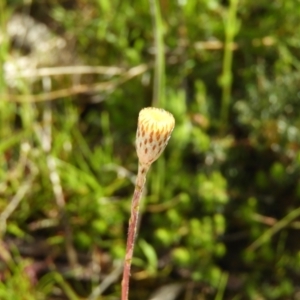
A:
4;64;148;103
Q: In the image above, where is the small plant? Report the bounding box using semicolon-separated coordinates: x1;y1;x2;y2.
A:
121;107;175;300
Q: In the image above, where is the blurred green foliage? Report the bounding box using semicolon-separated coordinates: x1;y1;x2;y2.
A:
1;0;300;299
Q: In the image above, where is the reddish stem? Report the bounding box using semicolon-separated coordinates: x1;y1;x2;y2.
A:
121;163;149;300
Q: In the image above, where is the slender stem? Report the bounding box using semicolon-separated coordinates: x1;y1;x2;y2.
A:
247;206;300;251
215;272;229;300
121;163;150;300
220;0;239;131
149;0;165;107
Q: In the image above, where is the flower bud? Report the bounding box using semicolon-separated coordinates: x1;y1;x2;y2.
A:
136;107;175;165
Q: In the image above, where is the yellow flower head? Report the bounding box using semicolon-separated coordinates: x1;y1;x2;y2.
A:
136;107;175;165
